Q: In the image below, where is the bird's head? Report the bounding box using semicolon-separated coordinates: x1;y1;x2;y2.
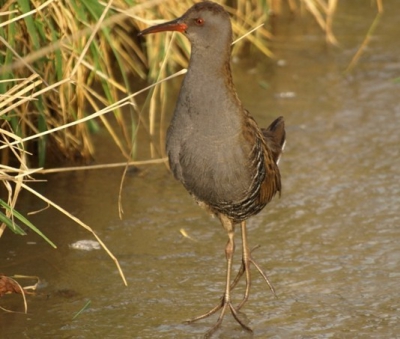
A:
138;1;232;52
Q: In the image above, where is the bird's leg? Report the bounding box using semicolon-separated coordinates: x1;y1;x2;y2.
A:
236;221;277;311
236;221;252;310
185;219;252;337
229;245;261;291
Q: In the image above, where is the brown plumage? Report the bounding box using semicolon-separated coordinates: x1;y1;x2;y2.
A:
138;1;286;337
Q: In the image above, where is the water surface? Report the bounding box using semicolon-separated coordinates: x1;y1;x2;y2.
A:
1;1;400;338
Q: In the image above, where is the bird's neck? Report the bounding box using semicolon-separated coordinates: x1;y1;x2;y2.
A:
189;43;231;75
177;48;243;135
184;45;241;109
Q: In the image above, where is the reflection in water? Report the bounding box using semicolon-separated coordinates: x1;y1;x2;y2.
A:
1;1;400;338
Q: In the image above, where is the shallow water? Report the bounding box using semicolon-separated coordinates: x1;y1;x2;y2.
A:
1;1;400;338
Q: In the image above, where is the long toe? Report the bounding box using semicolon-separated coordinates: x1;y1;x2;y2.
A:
186;298;253;338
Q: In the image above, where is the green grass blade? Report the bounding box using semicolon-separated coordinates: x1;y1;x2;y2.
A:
0;199;57;248
17;0;41;50
72;300;91;320
0;210;26;235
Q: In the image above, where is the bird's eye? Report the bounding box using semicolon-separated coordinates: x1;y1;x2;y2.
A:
195;18;204;26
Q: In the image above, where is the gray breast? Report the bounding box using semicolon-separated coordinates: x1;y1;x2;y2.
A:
178;132;254;207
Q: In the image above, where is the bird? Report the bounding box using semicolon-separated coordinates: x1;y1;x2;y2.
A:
138;1;285;337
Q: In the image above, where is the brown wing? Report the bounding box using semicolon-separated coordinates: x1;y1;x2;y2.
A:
259;116;285;203
261;116;286;165
240;114;285;214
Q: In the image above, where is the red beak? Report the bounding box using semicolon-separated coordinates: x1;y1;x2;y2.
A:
138;18;187;36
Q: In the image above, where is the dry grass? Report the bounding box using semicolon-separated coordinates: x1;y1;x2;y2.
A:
0;0;342;165
0;274;39;313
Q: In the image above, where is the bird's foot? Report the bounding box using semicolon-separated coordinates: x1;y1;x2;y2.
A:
184;295;252;338
234;245;277;311
248;253;276;296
